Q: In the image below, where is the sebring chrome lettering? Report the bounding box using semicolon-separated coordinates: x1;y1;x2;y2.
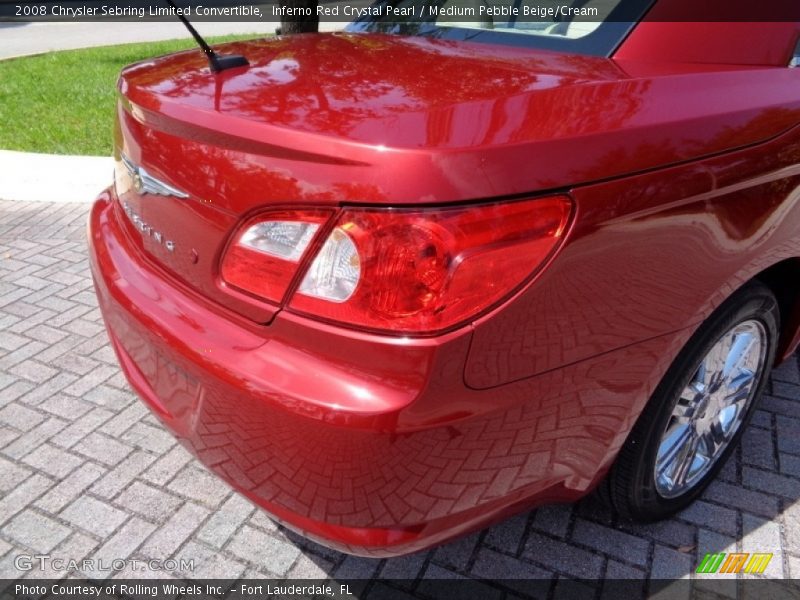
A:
122;201;175;252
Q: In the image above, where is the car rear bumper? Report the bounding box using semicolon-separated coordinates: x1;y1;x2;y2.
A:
88;189;688;556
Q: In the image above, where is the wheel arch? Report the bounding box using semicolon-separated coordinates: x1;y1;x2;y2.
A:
752;257;800;364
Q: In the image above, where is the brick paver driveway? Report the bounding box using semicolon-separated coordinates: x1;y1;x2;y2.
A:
1;200;800;589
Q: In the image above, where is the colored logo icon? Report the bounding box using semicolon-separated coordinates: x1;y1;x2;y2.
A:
696;552;773;574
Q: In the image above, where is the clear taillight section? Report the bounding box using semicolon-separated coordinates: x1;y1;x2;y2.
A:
298;227;361;302
220;209;331;304
221;198;571;333
239;221;319;261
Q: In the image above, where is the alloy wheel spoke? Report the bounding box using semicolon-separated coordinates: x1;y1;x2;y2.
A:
704;421;728;455
657;422;693;468
654;320;767;498
721;369;756;406
673;395;697;423
670;429;701;488
723;333;756;381
702;342;727;391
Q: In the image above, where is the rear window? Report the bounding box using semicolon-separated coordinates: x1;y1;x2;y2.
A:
346;0;656;56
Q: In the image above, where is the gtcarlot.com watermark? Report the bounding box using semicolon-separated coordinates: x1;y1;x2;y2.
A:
15;554;195;573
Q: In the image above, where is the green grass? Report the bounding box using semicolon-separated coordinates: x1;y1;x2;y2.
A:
0;35;260;156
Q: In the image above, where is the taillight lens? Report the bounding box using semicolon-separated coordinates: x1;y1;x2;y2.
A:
221;209;331;304
290;197;571;333
298;227;361;302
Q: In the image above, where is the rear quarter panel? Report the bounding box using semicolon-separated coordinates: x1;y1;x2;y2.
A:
465;123;800;389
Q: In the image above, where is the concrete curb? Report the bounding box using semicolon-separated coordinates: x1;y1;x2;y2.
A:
0;24;348;203
0;149;113;203
0;23;348;202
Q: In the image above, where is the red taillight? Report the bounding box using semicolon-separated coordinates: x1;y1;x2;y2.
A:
291;197;571;334
220;198;570;333
220;209;331;304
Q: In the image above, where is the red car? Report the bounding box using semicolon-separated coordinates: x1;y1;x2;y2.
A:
89;0;800;556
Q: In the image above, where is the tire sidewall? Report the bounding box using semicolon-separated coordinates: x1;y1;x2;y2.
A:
623;284;779;519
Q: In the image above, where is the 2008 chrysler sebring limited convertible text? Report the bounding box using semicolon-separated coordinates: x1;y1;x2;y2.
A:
89;0;800;555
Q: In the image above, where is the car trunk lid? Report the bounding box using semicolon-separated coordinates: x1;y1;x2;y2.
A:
113;32;800;321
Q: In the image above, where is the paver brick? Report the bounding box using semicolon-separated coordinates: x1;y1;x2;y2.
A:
0;380;35;408
21;442;83;478
114;481;183;523
530;505;574;540
2;415;67;459
0;426;19;450
16;372;79;406
7;360;57;384
781;453;800;478
704;480;782;519
0;340;46;370
523;533;604;579
102;401;148;437
173;541;247;579
742;466;800;499
65;367;120;399
0;456;31;496
90;450;157;499
34;462;106;513
0;404;43;432
0;332;28;352
227;526;302;576
789;555;800;578
167;466;230;508
140;444;193;486
24;324;69;345
61;496;128;538
741;426;776;470
287;553;336;579
86;517;157;580
74;432;132;466
483;513;528;554
677;500;738;537
431;532;480;572
333;554;382;580
139;501;209;559
2;510;70;553
33;532;98;579
470;548;552;585
379;552;428;581
572;519;650;567
694;529;737;598
741;513;784;578
0;473;54;526
196;493;254;549
49;353;98;376
38;394;94;421
620;519;695;550
649;545;693;580
120;422;176;454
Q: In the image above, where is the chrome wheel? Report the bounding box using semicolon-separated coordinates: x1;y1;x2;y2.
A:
654;320;767;498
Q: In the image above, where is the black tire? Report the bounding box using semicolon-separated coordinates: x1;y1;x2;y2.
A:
603;281;779;521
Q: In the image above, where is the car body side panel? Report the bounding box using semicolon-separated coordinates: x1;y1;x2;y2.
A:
465;126;800;389
89;192;694;554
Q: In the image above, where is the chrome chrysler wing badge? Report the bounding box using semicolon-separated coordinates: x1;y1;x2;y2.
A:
120;154;189;199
